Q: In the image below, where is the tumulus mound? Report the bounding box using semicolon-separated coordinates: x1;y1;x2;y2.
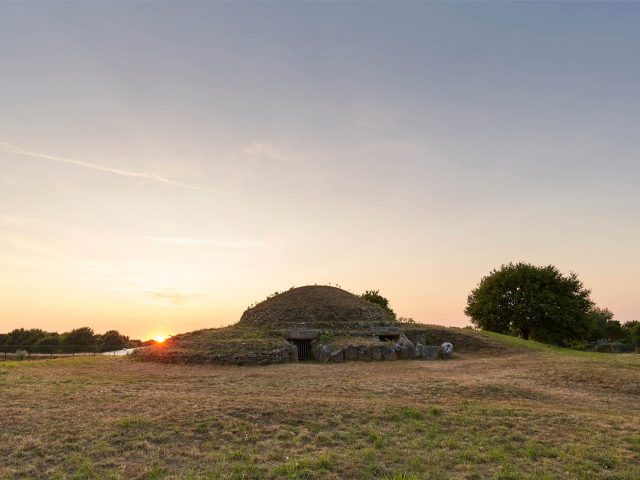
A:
137;285;505;365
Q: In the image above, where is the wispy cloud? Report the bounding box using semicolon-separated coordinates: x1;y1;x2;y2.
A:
242;142;293;163
0;142;222;192
0;214;268;250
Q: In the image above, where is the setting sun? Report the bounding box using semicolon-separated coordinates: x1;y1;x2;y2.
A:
153;335;167;343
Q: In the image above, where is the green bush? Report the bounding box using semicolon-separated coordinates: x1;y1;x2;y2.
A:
361;290;396;320
15;350;28;361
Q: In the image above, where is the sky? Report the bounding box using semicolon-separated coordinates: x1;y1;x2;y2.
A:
1;2;639;339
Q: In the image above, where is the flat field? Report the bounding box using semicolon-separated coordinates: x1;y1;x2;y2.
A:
1;336;639;480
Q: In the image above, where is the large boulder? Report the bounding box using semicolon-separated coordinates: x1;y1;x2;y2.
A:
357;346;371;361
440;342;454;359
289;345;299;362
344;345;359;361
422;345;440;360
396;333;414;348
370;346;383;361
396;345;412;360
382;345;397;360
330;349;344;363
313;344;331;362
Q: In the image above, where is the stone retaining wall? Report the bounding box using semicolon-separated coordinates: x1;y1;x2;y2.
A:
310;342;451;363
136;344;296;366
241;305;390;329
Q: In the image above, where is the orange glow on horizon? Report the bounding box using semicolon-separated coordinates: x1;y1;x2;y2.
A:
153;335;167;343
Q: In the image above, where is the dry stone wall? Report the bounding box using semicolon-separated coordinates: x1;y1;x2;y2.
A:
241;305;390;330
311;340;452;363
138;343;296;366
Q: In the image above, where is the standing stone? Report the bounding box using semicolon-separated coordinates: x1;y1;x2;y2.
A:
313;344;331;362
382;345;397;360
423;346;440;359
344;345;358;361
330;349;344;363
396;345;412;360
396;333;414;348
357;346;371;361
370;346;383;361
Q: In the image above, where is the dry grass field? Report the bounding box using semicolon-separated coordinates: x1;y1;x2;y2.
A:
1;334;639;480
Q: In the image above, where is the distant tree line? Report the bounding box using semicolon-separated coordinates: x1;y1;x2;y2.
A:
466;262;640;349
0;327;151;353
586;307;639;345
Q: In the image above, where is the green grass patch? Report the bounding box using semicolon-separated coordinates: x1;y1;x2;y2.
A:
480;331;638;361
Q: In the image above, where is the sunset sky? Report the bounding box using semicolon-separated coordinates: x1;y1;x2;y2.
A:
1;3;639;339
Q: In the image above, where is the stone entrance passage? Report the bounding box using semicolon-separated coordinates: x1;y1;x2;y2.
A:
291;339;311;361
378;334;399;342
375;326;401;343
284;329;320;361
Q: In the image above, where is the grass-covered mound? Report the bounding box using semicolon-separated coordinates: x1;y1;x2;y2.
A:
136;322;515;365
403;325;522;356
136;285;520;365
239;285;392;330
135;325;295;365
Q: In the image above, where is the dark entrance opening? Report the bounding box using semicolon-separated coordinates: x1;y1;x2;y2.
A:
378;335;399;342
290;339;311;361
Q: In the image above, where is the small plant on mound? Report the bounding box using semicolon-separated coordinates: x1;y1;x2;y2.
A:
397;317;416;324
317;333;332;344
361;290;396;320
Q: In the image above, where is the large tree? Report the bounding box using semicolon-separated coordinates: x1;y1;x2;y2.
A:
98;330;130;352
33;334;61;353
465;262;593;344
586;306;614;342
623;320;640;345
586;307;628;342
1;328;48;347
62;327;97;353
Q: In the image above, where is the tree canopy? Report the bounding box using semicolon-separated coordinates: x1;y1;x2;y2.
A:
586;307;629;342
98;330;130;351
624;320;640;345
465;262;594;345
0;327;138;353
